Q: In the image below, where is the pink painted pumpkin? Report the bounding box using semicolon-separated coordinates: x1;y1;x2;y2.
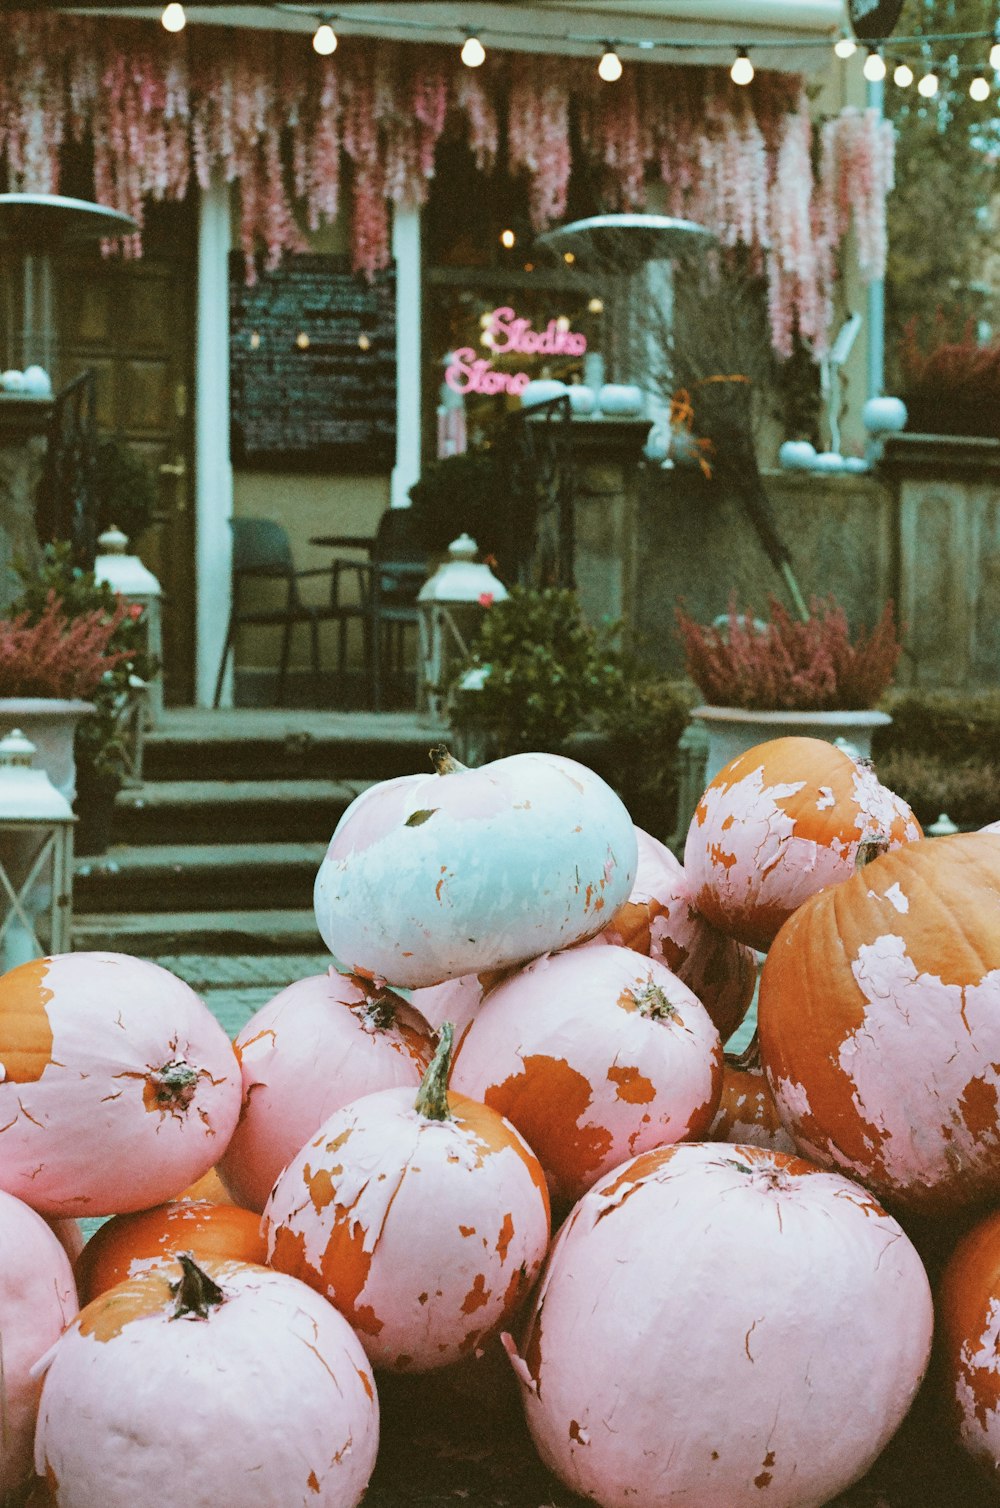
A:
938;1205;1000;1485
265;1026;551;1373
684;736;921;951
451;945;722;1208
314;749;638;987
0;1191;77;1499
591;825;757;1042
758;831;1000;1215
34;1256;378;1507
217;971;433;1212
505;1141;933;1508
410;970;492;1038
0;953;242;1217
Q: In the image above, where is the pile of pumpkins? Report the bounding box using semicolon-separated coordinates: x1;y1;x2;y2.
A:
1;738;1000;1507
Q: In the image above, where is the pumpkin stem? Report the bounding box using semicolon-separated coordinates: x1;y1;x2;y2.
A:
725;1028;760;1071
634;982;675;1020
146;1059;199;1113
362;990;397;1032
170;1252;225;1321
414;1021;454;1121
855;832;891;869
429;745;467;775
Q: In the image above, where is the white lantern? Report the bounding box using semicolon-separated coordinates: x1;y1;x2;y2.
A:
0;729;75;974
416;535;508;724
94;524;164;725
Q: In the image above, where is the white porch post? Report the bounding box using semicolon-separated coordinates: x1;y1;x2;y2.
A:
194;177;235;706
391;203;422;509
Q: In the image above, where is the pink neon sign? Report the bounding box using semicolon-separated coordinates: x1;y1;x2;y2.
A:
444;305;588;396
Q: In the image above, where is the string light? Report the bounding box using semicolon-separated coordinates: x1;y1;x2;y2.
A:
969;75;991;100
312;19;337;55
863;49;886;82
460;34;486;68
730;49;755;85
990;38;1000;70
499;228;515;248
834;35;857;59
161;2;185;32
598;46;623;82
893;61;914;87
917;70;939;97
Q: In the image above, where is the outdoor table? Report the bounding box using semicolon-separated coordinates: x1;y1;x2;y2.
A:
309;536;426;710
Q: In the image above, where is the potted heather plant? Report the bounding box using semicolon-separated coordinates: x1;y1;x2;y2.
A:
898;318;1000;440
675;594;903;783
0;589;129;806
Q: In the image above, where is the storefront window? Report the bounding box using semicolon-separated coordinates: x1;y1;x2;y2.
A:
423;141;606;461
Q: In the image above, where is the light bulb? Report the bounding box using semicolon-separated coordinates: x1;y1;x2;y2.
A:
461;35;486;68
893;62;914;87
834;35;857;59
917;70;939;97
312;22;337;55
161;2;186;32
990;41;1000;71
863;50;886;82
598;48;623;82
500;228;515;249
970;75;991;101
730;52;755;86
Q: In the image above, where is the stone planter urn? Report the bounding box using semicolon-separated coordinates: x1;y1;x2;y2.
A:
0;698;94;802
692;705;893;786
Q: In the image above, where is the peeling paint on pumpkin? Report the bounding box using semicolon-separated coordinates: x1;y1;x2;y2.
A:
452;946;721;1205
264;1081;550;1373
510;1140;932;1508
0;957;54;1084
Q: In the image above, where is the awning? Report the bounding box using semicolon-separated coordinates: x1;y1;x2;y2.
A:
44;0;848;73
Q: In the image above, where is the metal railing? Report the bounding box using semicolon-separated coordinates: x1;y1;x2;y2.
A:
36;369;98;568
497;393;577;590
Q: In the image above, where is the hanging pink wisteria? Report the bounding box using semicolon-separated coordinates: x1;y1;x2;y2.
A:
0;15;894;355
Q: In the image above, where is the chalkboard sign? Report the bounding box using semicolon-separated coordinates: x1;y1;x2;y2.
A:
229;252;396;470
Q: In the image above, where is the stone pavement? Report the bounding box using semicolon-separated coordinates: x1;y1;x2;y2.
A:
152;951;335;1037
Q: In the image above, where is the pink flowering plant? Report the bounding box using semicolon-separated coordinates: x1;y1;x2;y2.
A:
0;592;128;701
675;594;902;712
6;544;157;789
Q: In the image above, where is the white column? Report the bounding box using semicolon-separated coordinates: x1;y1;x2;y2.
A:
390;203;422;509
194;177;235;706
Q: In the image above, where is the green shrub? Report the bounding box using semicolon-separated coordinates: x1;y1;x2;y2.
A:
875;749;999;828
92;438;158;545
875;689;1000;766
449;587;624;757
407;450;504;561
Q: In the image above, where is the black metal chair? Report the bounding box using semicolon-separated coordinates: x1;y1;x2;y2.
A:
213;516;369;707
364;508;429;711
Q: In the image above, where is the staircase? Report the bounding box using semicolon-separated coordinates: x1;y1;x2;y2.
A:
71;708;446;1029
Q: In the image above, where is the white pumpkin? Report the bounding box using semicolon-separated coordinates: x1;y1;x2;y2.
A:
314;749;638;988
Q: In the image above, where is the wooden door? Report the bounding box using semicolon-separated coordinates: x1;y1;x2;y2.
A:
55;200;197;705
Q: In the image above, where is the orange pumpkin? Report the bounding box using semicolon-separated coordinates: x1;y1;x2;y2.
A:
709;1063;797;1154
937;1205;1000;1484
75;1200;266;1305
177;1167;237;1205
684;736;920;951
759;831;1000;1214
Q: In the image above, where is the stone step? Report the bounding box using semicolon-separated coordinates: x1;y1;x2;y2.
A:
143;709;447;783
111;777;373;845
75;841;328;913
72;908;327;956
